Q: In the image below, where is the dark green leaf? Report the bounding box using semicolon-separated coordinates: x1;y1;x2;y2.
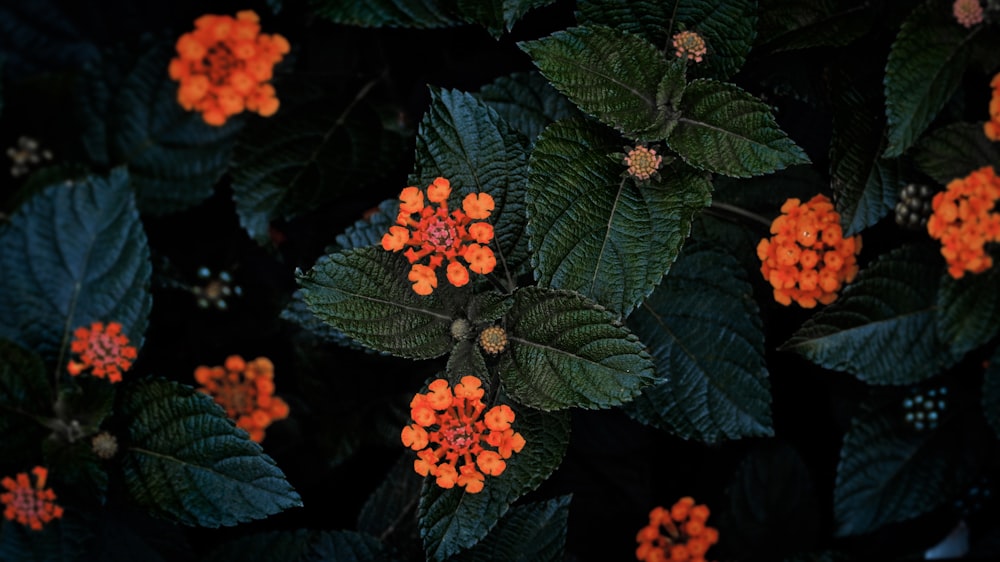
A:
498;287;655;410
834;404;970;536
119;378;301;527
883;0;986;157
756;0;875;53
455;495;571;562
446;340;489;381
456;0;555;37
410;88;531;280
77;42;241;214
358;454;424;541
669;79;810;177
281;289;375;352
309;0;462;28
0;518;78;562
296;247;458;358
418;405;569;560
231;96;404;244
0;341;50;463
626;246;773;442
42;438;108;505
0;2;99;78
936;267;1000;360
205;529;396;562
332;198;400;251
575;0;757;81
477;72;579;144
519;25;682;141
528;118;712;317
912;122;1000;186
311;531;398;561
468;292;514;324
0;168;151;363
782;246;954;385
984;349;1000;441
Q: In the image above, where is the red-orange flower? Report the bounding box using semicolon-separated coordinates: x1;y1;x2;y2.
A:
985;73;1000;142
927;166;1000;279
381;177;497;295
67;321;137;383
194;355;290;443
401;376;525;493
169;10;289;126
636;497;719;562
1;467;64;531
673;30;707;63
757;194;862;308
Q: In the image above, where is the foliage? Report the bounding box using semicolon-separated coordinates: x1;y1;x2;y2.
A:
1;0;1000;560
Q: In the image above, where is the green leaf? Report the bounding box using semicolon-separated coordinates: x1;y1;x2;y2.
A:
297;247;459;358
446;340;489;381
0;1;99;78
625;246;773;442
782;245;955;385
411;87;531;279
418;405;569;561
756;0;875;53
477;72;579;144
309;0;463;28
456;0;555;37
984;349;1000;441
834;403;970;536
77;42;242;214
498;287;655;410
454;495;571;562
829;75;898;236
281;289;375;352
519;25;682;141
912;122;1000;186
205;530;396;562
358;454;424;541
42;437;108;505
0;168;151;362
528;119;712;317
669;79;810;177
332;198;400;251
118;378;302;527
883;0;986;157
937;267;1000;361
576;0;757;81
0;341;50;463
231;96;404;245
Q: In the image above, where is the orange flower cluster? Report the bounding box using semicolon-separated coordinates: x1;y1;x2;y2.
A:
67;321;137;383
757;194;862;308
401;376;525;494
381;177;497;295
194;355;290;443
926;166;1000;279
953;0;984;28
1;467;64;531
624;145;663;182
985;73;1000;141
169;10;289;126
673;31;707;63
636;498;719;562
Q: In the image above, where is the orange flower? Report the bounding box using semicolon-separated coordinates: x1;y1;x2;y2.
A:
636;497;719;562
169;10;289;126
927;166;1000;279
401;376;525;494
953;0;984;28
381;177;497;295
1;467;64;530
672;30;707;63
624;145;663;183
194;355;289;443
757;194;862;308
985;72;1000;142
67;321;137;383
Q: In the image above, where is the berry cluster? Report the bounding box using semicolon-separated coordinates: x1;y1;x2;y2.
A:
895;183;935;230
902;385;948;431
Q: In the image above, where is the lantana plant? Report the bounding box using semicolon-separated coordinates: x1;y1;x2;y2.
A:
1;1;1000;560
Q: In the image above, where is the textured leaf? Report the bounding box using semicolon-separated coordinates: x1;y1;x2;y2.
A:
310;531;398;561
829;75;898;236
528;118;712;317
756;0;875;53
77;42;242;214
912;122;1000;186
456;0;555;37
358;454;424;540
42;437;108;505
309;0;462;28
498;287;655;410
937;267;1000;361
231;96;404;245
296;247;458;359
0;168;151;363
519;25;682;141
883;0;987;157
119;378;302;527
782;246;954;385
984;348;1000;441
446;340;489;381
411;88;531;280
477;72;579;144
204;529;396;562
576;0;757;81
625;246;772;442
0;1;99;78
0;341;50;463
418;405;569;560
281;289;374;352
834;405;969;536
454;495;571;562
669;79;810;177
333;198;400;251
